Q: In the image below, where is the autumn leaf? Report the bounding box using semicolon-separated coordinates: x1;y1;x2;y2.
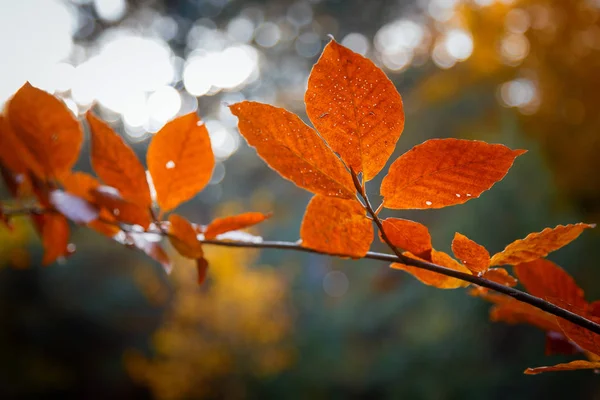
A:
549;298;600;357
147;113;214;212
91;187;151;229
49;190;99;224
204;211;271;240
490;223;595;266
381;218;432;260
451;232;490;274
6;82;83;179
168;214;203;259
88;209;122;238
0;114;43;177
524;360;600;375
381;139;526;209
87;112;151;207
305;40;405;181
470;290;560;332
481;268;517;287
196;257;209;285
230;101;355;198
41;213;70;265
61;172;101;202
513;258;586;308
545;331;580;356
391;250;471;289
300;195;373;258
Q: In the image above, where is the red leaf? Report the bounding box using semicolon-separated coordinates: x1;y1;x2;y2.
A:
300;195;373;258
514;258;586;309
490;223;595;266
87;112;151;207
381;139;525;209
391;250;471;289
381;218;432;260
204;211;271;240
230;101;355;198
168;214;203;259
7;83;83;179
525;360;600;375
91;188;151;229
196;257;209;285
40;213;70;265
451;232;490;274
305;40;405;181
147;113;214;212
481;268;517;287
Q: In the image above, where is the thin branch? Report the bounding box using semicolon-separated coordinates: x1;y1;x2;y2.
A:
350;170;600;335
3;204;600;335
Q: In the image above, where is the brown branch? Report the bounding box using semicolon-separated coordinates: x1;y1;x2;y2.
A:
349;170;600;335
3;204;600;335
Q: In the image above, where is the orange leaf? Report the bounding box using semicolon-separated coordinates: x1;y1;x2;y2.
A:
41;213;70;265
490;223;595;266
470;290;560;332
451;232;490;274
381;139;525;209
61;172;101;202
204;211;271;239
514;258;586;308
91;188;151;229
550;298;600;357
7;82;83;178
305;40;405;181
381;218;432;260
230;101;355;198
300;195;373;258
168;214;203;259
147;113;214;212
88;208;122;238
481;268;517;287
0;115;43;177
525;360;600;375
87;112;151;207
391;250;471;289
196;257;209;285
49;190;99;224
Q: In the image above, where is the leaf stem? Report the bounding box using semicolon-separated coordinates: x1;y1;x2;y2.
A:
3;204;600;335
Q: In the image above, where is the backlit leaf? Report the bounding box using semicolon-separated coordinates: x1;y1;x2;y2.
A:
490;223;595;266
0;115;43;176
41;213;70;265
49;190;99;224
550;298;600;357
452;232;490;274
7;82;83;178
514;258;586;308
61;172;101;202
300;195;373;258
381;218;432;260
381;139;526;209
87;112;151;207
204;211;271;239
470;290;560;332
305;40;405;181
147;113;214;212
168;214;203;259
230;101;355;198
391;250;471;289
91;188;151;229
525;360;600;375
196;257;209;285
481;268;517;287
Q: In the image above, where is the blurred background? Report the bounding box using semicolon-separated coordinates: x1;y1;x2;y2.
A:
1;0;600;398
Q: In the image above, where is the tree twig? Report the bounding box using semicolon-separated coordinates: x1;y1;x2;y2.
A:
3;204;600;335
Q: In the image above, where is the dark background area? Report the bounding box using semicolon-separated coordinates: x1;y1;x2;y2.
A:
1;0;600;398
